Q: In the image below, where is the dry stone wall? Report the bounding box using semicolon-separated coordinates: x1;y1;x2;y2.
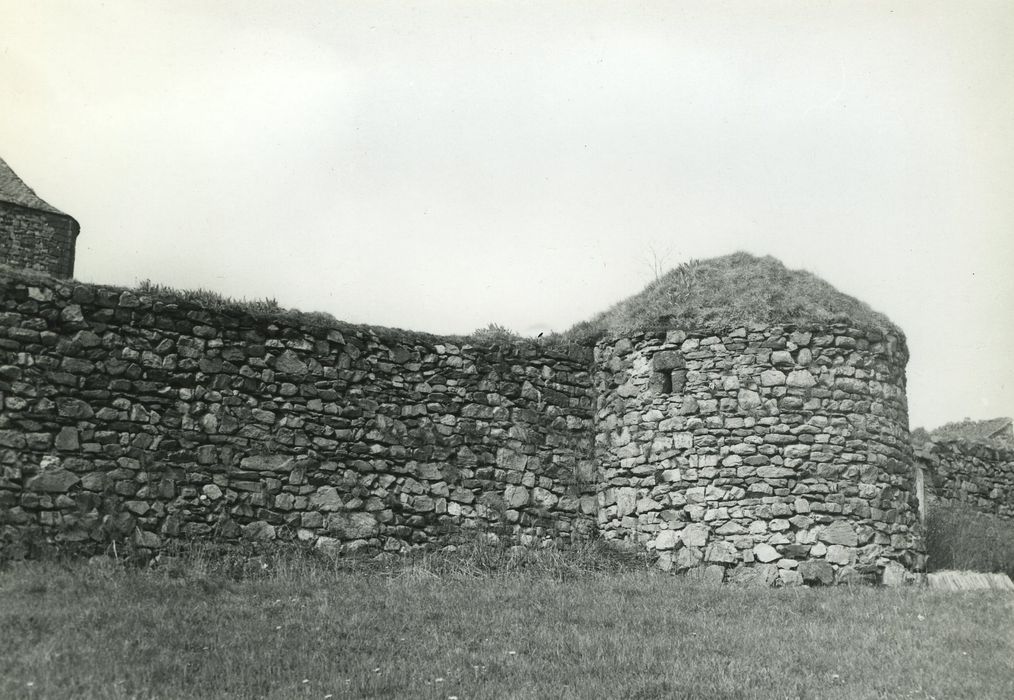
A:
593;325;922;586
916;440;1014;519
0;271;596;558
0;264;931;584
0;203;78;278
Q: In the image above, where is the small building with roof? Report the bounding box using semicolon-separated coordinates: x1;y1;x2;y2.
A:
0;155;79;277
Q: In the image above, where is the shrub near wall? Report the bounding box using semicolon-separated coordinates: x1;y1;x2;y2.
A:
917;439;1014;519
0;268;597;558
594;324;922;586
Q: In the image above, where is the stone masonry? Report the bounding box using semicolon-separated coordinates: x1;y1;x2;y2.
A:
0;270;597;557
594;325;922;586
0;266;927;584
915;439;1014;520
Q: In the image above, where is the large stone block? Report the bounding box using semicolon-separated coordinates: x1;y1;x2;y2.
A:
56;397;93;419
309;486;343;511
327;512;379;540
55;427;80;451
675;546;702;570
274;349;308;376
786;369;816;388
819;521;858;547
652;351;685;371
241;520;277;540
681;523;709;548
655;530;680;550
240;455;294;472
616;487;637;517
881;561;907;587
505;484;530;508
825;544;853;565
798;560;834;585
728;563;778;587
738;389;762;410
27;468;79;493
705;541;738;564
757;465;794;479
753;543;780;563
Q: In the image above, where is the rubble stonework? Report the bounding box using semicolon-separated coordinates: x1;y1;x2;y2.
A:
0;267;927;584
0;271;597;557
916;440;1014;519
593;326;923;585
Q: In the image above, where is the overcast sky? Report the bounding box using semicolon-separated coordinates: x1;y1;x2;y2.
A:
2;1;1012;431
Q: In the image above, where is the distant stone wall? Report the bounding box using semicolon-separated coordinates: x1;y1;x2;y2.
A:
916;440;1014;519
593;324;922;585
0;271;596;558
0;203;78;278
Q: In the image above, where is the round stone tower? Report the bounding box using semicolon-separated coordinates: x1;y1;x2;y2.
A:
587;254;923;585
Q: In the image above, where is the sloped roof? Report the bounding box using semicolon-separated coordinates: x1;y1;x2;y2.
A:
566;252;902;341
0;156;67;215
931;417;1013;444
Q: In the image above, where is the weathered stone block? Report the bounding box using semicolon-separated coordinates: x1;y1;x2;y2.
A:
819;521;858;547
673;432;693;449
56;398;93;419
652;351;685;371
786;369;816;388
675;546;703;570
327;512;379;540
881;561;907;587
753;543;780;563
778;569;804;586
738;389;762;410
241;520;277;540
532;487;558;509
27;468;79;493
757;465;794;479
798;560;834;585
54;427;79;451
825;544;853;565
202;484;223;500
616;487;637;517
309;486;343;511
240;455;293;472
275;350;308;376
133;529;161;548
728;563;778;586
770;351;794;367
505;484;530;509
681;523;709;548
655;530;679;550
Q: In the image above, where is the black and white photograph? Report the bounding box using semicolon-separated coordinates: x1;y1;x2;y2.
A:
1;1;1012;698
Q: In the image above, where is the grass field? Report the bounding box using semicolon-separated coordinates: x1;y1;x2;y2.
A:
2;546;1012;700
